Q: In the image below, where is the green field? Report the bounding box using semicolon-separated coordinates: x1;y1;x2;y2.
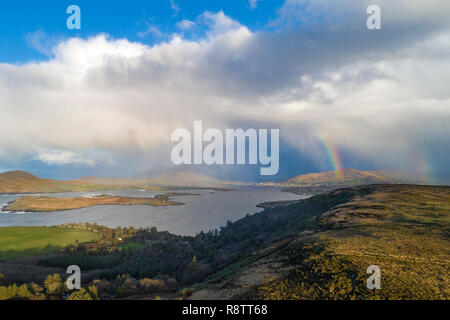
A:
0;227;100;260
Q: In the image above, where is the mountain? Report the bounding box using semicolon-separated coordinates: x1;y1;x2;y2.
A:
0;171;54;194
79;171;242;189
0;171;111;194
188;184;450;300
283;168;428;186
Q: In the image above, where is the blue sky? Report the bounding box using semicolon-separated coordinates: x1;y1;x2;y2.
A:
0;0;281;63
0;0;449;181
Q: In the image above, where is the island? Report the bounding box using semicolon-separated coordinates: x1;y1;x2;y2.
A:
2;192;198;212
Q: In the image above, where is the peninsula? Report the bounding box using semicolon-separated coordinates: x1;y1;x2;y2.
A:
2;193;190;212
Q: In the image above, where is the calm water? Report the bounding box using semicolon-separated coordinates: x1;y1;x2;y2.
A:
0;188;308;236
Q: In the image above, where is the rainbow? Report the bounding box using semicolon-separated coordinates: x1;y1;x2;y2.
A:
412;144;434;185
319;136;436;184
320;137;343;179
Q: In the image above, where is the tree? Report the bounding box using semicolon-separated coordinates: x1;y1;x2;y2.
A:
44;274;65;296
0;286;7;300
138;278;166;293
67;288;94;300
18;284;31;298
88;285;98;299
7;284;18;298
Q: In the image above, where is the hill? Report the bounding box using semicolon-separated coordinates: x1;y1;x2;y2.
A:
79;171;241;189
284;168;427;186
0;171;112;194
188;184;450;300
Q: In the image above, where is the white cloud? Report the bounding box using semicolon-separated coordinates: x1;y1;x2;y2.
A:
200;11;245;37
249;0;260;10
33;151;96;166
0;3;449;174
176;19;195;30
25;29;61;57
170;0;180;17
138;25;162;38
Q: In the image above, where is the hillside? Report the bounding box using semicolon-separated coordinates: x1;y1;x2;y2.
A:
79;171;241;189
284;168;427;186
0;171;113;194
188;184;450;300
0;183;448;300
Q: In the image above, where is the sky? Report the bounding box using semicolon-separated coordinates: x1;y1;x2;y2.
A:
0;0;449;181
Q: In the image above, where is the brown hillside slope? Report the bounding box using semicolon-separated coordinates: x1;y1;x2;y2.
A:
284;168;426;186
189;184;449;300
0;171;109;194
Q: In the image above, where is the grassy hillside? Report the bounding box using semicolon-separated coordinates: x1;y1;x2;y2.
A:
191;184;450;300
283;168;428;186
0;227;100;260
0;184;447;300
0;171;115;194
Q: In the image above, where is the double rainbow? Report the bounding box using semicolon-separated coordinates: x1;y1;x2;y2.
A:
320;137;435;184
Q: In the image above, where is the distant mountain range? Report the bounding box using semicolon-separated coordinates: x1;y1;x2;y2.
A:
79;171;241;188
0;170;240;194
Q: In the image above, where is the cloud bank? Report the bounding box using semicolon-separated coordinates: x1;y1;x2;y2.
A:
0;0;449;178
